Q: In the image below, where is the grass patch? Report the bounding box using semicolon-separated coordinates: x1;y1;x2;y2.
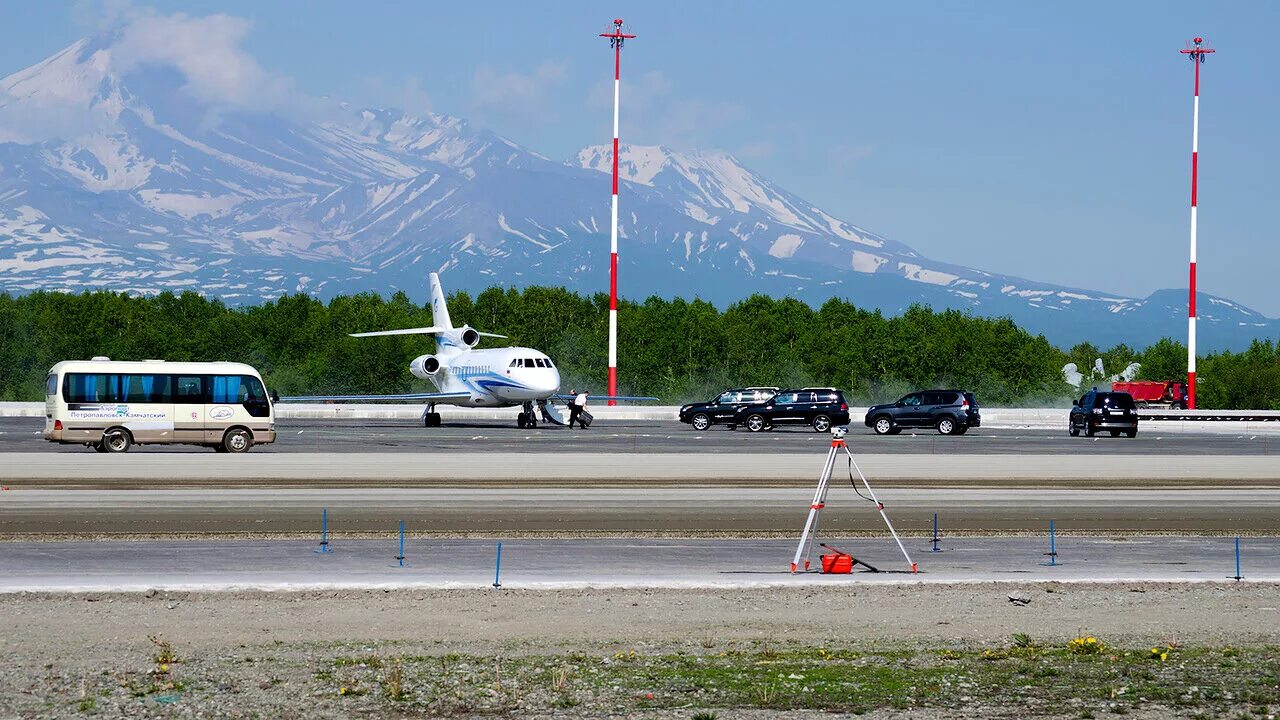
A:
300;641;1280;715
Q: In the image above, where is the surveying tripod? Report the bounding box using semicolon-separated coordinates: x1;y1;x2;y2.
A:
792;426;917;574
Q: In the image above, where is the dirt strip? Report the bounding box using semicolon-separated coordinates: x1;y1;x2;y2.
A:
5;583;1276;654
1;584;1277;718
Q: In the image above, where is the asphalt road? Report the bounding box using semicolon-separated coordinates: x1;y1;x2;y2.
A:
0;536;1267;591
5;417;1280;455
4;486;1278;535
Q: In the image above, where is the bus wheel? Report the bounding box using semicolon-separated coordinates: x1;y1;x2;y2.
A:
102;428;132;453
222;428;253;453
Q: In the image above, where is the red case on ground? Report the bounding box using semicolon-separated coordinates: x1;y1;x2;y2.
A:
820;553;853;574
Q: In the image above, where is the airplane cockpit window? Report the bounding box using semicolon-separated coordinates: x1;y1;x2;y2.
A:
509;359;520;368
545;358;555;368
535;359;547;368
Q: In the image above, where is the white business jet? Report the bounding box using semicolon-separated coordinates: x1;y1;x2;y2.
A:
286;273;647;428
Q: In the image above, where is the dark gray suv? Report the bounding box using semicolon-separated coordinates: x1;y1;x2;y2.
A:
864;390;981;435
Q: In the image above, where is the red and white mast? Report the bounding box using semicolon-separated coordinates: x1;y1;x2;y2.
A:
1180;37;1213;410
599;18;634;405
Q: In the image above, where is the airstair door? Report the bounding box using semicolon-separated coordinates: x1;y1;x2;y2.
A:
538;399;567;426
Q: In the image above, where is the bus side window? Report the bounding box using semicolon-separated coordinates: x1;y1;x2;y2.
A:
238;375;270;417
239;375;267;402
210;376;238;404
122;374;171;403
175;376;204;402
64;373;119;403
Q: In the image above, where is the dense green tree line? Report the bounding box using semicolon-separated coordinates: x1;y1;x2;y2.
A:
1;289;1277;408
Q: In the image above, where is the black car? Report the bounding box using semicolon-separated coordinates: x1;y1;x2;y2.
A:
679;387;779;430
735;388;851;433
864;390;981;435
1069;390;1139;437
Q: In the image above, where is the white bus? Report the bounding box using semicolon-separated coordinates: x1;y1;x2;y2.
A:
44;358;277;453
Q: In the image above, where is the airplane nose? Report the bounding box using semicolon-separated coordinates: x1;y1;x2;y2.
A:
544;370;562;396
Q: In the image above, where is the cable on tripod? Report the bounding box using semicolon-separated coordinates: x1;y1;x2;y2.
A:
847;455;875;504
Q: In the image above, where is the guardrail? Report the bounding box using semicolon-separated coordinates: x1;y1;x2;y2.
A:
1140;409;1280;422
0;402;1276;426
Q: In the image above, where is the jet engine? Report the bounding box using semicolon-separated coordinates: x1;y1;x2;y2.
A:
409;354;442;380
458;326;480;348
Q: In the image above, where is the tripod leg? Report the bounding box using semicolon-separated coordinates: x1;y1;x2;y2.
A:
843;442;917;573
792;443;838;572
803;450;837;570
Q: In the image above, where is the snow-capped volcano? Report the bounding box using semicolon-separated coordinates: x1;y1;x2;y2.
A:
0;35;1274;350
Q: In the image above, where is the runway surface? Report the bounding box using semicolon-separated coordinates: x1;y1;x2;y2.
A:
7;415;1279;537
5;417;1280;455
4;486;1278;535
0;536;1266;591
6;451;1280;488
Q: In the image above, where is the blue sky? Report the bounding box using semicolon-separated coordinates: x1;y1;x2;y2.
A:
3;1;1278;315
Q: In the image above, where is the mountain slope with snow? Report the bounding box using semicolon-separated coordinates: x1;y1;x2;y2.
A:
0;36;1274;350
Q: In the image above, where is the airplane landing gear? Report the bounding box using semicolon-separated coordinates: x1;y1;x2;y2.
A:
422;403;442;428
517;401;539;429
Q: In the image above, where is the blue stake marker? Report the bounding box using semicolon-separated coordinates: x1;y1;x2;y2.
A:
1234;536;1242;581
930;512;942;553
1050;520;1056;565
493;542;503;588
317;507;331;554
1043;519;1057;566
396;520;405;568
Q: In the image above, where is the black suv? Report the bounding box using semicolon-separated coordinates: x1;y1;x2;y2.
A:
864;390;981;435
679;387;779;430
1069;390;1138;437
735;388;851;433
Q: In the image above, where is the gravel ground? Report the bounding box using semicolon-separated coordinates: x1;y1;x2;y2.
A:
2;583;1278;718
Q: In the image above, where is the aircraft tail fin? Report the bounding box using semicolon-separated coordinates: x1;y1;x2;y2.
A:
429;272;453;330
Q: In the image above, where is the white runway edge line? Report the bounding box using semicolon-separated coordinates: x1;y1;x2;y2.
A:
3;402;1279;433
0;537;1272;593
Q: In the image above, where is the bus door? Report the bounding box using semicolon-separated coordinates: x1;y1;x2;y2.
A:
206;375;271;443
173;374;207;442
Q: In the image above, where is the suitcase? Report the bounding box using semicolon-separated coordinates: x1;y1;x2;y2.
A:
579;410;593;428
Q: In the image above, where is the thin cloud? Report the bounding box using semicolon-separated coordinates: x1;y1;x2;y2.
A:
588;70;752;151
471;60;568;122
364;76;433;117
109;7;297;113
735;140;776;160
0;4;308;143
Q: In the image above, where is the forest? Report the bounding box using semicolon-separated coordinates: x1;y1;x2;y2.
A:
1;288;1277;409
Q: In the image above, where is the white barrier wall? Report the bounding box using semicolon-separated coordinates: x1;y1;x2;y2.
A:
3;401;1278;433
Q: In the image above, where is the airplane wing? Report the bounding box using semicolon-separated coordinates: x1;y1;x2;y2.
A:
348;326;446;338
347;327;506;339
549;394;659;403
279;391;472;403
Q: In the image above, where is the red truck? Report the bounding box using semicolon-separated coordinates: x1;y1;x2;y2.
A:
1111;380;1188;409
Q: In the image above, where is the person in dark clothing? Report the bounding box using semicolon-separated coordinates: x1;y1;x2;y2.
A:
566;388;582;428
573;390;589;428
